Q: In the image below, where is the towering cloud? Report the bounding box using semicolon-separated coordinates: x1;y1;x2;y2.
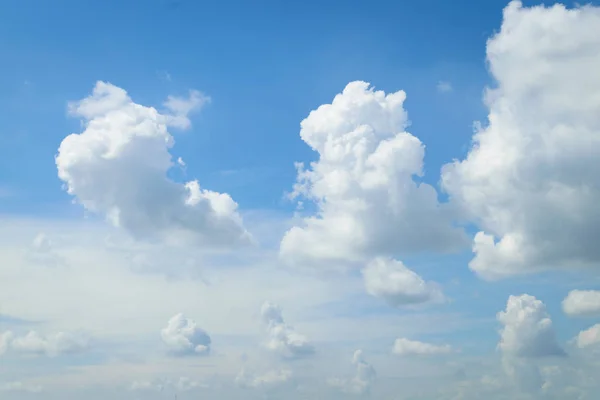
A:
328;350;376;396
496;294;564;395
260;302;314;359
280;81;466;267
441;1;600;279
497;294;564;358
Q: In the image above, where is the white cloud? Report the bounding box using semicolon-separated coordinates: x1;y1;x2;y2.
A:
260;302;314;359
56;81;251;248
441;1;600;280
501;357;544;394
10;330;89;357
0;218;364;343
235;368;293;389
32;232;52;253
328;350;376;396
575;324;600;348
131;376;207;392
0;381;43;393
160;313;211;356
562;290;600;317
392;338;453;356
163;89;210;129
130;380;161;391
497;294;564;358
362;257;444;307
0;331;13;355
26;233;66;268
436;80;453;93
280;81;466;268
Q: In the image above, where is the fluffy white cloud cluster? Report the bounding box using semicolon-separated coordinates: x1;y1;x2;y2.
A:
562;290;600;317
0;330;88;357
575;324;600;349
392;338;453;356
362;257;444;307
328;350;376;396
497;294;563;358
260;302;314;359
235;368;293;390
56;82;251;247
160;313;211;356
441;1;600;279
280;81;466;267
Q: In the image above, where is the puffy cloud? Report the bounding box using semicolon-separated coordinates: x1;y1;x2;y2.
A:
392;338;453;356
362;257;444;307
280;81;466;267
562;290;600;317
328;350;376;396
56;81;251;247
160;313;211;356
497;294;564;358
0;381;43;393
575;324;600;348
235;368;293;390
260;302;314;359
441;1;600;280
10;331;89;357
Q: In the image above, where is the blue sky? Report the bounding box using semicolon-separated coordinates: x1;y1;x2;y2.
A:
2;1;600;399
0;0;509;212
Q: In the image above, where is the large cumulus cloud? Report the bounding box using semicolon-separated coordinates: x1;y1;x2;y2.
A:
280;81;466;267
56;82;251;247
441;1;600;279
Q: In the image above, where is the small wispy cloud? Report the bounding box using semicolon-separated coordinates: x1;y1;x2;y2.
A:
437;80;453;93
157;70;172;82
